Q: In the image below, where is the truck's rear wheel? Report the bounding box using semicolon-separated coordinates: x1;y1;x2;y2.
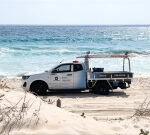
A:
30;81;48;95
119;82;126;89
92;81;110;95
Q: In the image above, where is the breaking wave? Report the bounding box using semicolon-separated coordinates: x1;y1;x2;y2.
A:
0;45;150;57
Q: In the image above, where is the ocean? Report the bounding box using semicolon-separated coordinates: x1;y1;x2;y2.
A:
0;25;150;77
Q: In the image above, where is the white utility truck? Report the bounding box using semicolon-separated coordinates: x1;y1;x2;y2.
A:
22;52;133;95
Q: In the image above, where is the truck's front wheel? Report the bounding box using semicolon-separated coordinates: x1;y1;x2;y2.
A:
30;81;48;95
92;81;110;95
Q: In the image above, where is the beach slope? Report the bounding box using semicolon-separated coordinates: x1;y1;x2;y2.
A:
0;77;150;135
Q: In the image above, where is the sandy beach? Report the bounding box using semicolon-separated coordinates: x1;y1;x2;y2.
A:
0;77;150;135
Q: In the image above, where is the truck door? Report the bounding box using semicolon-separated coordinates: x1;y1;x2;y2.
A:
50;64;74;89
73;64;86;89
50;70;61;89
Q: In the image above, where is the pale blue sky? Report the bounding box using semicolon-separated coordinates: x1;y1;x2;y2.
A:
0;0;149;25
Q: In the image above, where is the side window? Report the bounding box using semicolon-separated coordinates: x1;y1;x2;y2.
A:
74;64;83;72
55;64;71;73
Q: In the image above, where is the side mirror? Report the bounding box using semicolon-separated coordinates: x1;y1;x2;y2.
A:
52;69;57;73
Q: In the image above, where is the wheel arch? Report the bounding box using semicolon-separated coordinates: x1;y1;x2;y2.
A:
30;80;48;90
92;80;110;95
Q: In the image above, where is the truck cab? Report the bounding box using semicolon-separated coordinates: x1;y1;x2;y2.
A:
49;62;86;90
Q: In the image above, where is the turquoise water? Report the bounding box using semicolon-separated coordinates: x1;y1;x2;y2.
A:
0;25;150;77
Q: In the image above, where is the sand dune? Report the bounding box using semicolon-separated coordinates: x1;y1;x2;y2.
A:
0;77;150;135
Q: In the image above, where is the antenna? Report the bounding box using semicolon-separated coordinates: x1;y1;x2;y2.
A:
86;51;90;55
125;52;129;56
60;59;64;63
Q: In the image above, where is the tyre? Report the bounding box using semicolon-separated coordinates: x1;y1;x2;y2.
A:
119;82;126;89
30;81;48;95
92;81;110;95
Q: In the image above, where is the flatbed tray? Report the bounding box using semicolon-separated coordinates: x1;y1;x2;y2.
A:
88;71;133;80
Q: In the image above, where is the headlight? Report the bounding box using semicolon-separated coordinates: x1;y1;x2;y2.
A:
22;75;30;80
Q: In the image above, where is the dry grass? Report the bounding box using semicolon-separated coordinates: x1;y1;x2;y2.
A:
133;98;150;118
0;90;56;135
140;129;149;135
0;79;13;89
40;97;55;104
0;79;10;89
0;92;41;135
0;83;10;89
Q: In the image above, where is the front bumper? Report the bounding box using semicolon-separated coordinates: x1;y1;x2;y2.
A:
21;80;30;90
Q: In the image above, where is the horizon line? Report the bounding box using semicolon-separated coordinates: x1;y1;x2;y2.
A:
0;24;150;26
